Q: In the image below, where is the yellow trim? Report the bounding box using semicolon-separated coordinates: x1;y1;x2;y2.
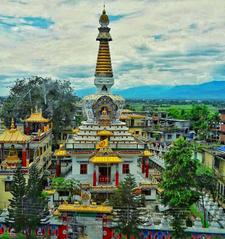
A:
58;204;113;214
97;130;113;137
43;189;56;196
143;149;152;157
24;112;49;123
54;149;69;157
90;156;122;164
0;128;31;143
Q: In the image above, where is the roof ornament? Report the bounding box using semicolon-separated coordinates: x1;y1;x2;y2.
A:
10;118;15;130
99;4;109;27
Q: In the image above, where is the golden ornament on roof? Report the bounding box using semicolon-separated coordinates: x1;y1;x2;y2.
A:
99;7;109;27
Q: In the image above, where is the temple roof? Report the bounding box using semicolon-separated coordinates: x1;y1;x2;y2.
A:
58;203;113;214
0;120;31;144
143;149;152;157
97;130;113;137
90;155;122;164
24;112;49;123
54;149;69;157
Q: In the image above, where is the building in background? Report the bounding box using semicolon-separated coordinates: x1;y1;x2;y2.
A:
0;109;52;209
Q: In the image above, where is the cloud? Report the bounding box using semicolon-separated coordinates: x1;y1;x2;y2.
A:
0;0;224;95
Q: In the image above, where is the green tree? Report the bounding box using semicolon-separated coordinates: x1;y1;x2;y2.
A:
195;165;217;227
1;76;78;145
161;137;200;239
110;174;143;239
52;177;80;202
190;105;211;140
7;164;27;232
23;164;49;232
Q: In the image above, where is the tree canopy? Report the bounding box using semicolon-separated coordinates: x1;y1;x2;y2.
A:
110;174;143;239
161;137;200;239
1;76;78;145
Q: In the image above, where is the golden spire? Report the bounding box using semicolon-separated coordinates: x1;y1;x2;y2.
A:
95;6;113;78
10;118;15;130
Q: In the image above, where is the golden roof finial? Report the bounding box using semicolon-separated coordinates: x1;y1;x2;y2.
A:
10;118;15;130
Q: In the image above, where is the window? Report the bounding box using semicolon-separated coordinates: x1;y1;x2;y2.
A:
58;191;69;196
122;164;130;174
5;181;13;192
80;164;87;174
214;157;220;169
167;134;172;139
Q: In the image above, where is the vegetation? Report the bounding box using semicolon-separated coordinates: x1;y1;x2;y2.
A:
161;137;200;239
51;177;80;202
7;164;49;235
110;174;143;239
195;165;217;227
7;164;27;232
1;76;78;146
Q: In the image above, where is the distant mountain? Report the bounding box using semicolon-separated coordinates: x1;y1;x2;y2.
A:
76;81;225;100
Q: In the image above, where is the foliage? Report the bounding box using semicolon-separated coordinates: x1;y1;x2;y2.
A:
51;177;80;201
23;164;49;231
195;164;217;227
1;76;78;145
161;137;200;239
110;174;143;239
7;164;27;232
196;165;217;198
190;204;209;228
7;164;49;234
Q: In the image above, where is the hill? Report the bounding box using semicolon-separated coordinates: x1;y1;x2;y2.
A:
76;81;225;100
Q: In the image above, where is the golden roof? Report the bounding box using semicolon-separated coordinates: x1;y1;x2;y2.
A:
0;121;31;144
120;114;145;120
157;187;164;194
24;112;49;123
143;149;152;157
53;209;61;217
58;203;113;214
43;189;56;196
97;130;113;137
90;156;122;164
54;149;69;157
72;128;80;134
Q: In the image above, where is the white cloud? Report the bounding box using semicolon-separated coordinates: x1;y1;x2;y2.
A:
0;0;224;95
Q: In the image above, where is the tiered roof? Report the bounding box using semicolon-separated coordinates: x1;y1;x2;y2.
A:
0;119;31;144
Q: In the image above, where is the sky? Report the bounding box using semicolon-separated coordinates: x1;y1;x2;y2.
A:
0;0;225;96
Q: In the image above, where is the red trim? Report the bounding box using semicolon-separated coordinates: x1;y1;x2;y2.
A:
145;161;149;178
115;170;119;187
142;158;145;173
93;169;97;186
22;148;26;167
56;159;61;177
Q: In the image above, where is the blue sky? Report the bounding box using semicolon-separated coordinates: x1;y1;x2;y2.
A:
0;0;225;96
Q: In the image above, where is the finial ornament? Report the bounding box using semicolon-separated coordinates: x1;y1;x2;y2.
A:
10;118;15;130
10;118;15;129
99;4;109;27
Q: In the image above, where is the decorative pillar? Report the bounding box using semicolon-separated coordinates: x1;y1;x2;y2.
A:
26;143;30;164
56;157;61;177
22;146;27;167
145;159;149;178
115;166;119;187
142;158;145;174
93;167;97;186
